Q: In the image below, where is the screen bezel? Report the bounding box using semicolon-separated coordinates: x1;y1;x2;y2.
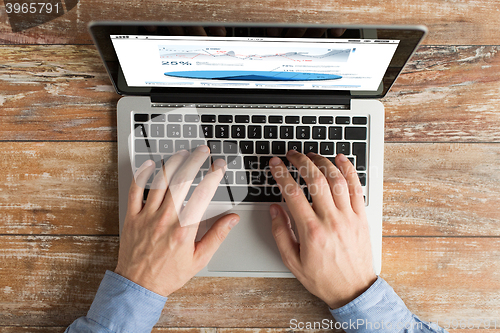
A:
89;22;426;101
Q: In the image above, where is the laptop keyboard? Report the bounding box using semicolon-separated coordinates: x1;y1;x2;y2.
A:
133;111;368;204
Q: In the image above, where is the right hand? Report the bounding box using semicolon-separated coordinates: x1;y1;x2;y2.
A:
269;150;377;309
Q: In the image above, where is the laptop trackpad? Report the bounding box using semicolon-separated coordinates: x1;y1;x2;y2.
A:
206;208;290;272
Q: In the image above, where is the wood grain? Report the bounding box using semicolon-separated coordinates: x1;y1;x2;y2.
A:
1;45;499;142
0;236;498;327
1;142;499;236
1;0;500;45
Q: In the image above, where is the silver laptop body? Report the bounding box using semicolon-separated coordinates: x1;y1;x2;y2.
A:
90;22;427;278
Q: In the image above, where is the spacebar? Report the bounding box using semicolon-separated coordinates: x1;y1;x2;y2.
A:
186;186;282;202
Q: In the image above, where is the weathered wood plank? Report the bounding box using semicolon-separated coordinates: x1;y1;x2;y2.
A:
1;45;499;142
0;328;497;333
0;142;119;235
1;142;499;236
0;236;498;327
0;327;217;333
1;0;500;45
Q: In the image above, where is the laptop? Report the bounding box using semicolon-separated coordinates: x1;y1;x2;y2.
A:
89;22;426;277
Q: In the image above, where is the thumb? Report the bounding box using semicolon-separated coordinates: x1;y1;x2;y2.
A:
270;204;300;270
194;213;239;267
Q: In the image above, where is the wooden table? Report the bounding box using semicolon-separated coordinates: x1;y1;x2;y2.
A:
1;1;500;332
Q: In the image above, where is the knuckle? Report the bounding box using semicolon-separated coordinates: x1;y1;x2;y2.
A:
215;227;229;243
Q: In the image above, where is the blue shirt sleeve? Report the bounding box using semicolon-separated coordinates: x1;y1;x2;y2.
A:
329;277;448;333
65;270;167;333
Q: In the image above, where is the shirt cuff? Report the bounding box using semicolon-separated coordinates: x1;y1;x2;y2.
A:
329;276;415;333
87;270;168;333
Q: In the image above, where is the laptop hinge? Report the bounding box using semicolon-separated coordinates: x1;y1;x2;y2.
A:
150;91;351;108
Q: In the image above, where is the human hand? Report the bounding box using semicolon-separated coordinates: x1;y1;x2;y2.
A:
115;146;240;296
269;151;376;309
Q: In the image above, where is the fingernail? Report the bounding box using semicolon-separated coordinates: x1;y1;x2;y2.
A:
143;160;154;167
270;205;279;219
228;216;239;228
338;154;348;162
306;152;317;158
269;156;281;166
197;145;209;153
177;149;189;156
213;158;226;168
287;149;298;156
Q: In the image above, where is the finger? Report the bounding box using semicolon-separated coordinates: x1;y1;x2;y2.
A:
194;213;240;268
269;154;315;236
161;145;212;220
285;150;336;216
128;160;155;216
270;204;301;273
177;157;226;228
335;154;365;214
144;149;190;211
307;152;351;211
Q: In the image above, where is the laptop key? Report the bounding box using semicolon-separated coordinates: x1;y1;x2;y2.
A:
252;115;266;123
256;141;270;154
236;171;250;184
151;114;166;122
223;140;238;154
328;126;342;140
353;116;368;125
135;139;157;153
150;124;164;138
319;116;333;124
239;141;254;154
235;115;250;123
201;115;216;123
303;142;318;154
134;113;148;122
248;125;262;139
185;114;200;122
302;116;316;124
218;115;233;123
134;124;148;137
191;140;206;149
201;124;213;138
175;140;189;151
312;126;327;139
245;186;281;202
215;125;229;138
268;115;283;123
159;140;173;153
220;171;234;184
251;171;266;185
272;141;286;155
336;116;350;124
168;114;183;122
207;140;222;154
358;173;367;186
296;126;310;139
288;141;302;153
353;142;367;171
231;125;246;138
264;125;278;139
320;142;334;155
260;156;272;170
244;156;259;170
345;127;367;140
285;116;299;124
227;155;242;169
280;126;293;139
183;124;197;138
337;142;350;155
167;124;181;138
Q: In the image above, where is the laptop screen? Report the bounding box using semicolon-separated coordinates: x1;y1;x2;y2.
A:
110;35;399;92
89;23;426;100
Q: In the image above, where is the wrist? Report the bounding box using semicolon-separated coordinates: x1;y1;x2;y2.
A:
326;274;378;309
